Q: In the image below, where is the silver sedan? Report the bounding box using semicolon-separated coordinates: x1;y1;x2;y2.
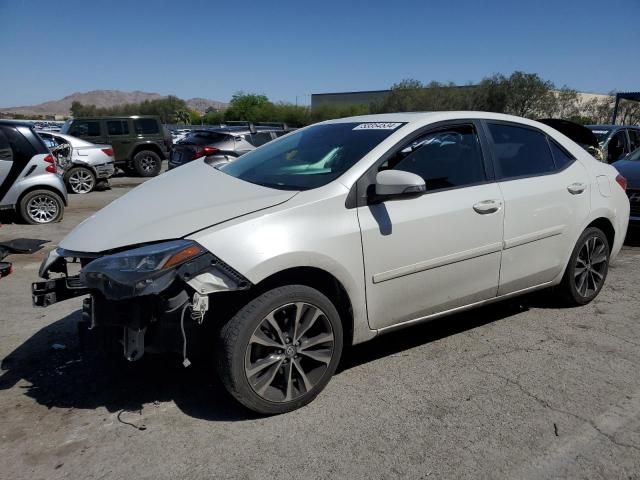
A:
37;131;115;194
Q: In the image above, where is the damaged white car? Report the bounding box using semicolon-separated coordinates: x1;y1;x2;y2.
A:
33;112;629;414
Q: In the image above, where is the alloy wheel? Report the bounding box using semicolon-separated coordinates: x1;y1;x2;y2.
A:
140;156;157;173
68;169;95;193
27;194;59;223
244;302;335;403
574;236;608;298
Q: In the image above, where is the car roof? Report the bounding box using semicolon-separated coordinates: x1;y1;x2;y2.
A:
185;126;284;136
69;115;159;120
0;119;35;128
587;124;640;130
321;111;569;130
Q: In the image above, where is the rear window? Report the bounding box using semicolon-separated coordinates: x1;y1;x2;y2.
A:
107;120;129;135
133;118;159;135
488;123;556;178
68;120;101;137
181;131;230;145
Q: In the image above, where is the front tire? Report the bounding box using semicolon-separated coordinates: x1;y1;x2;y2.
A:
133;150;162;177
18;189;64;225
558;227;610;305
217;285;343;415
65;166;96;194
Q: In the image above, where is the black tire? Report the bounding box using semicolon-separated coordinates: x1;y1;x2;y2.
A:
64;166;96;194
18;189;64;225
133;150;162;177
558;227;610;306
217;285;343;415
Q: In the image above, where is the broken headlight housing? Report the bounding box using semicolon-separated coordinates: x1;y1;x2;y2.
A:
81;240;206;299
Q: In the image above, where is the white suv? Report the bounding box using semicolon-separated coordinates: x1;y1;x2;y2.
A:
34;112;630;414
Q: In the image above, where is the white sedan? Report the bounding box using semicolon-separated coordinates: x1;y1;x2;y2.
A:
37;131;115;194
35;112;630;414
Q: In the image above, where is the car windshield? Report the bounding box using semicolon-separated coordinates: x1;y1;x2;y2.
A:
219;122;404;190
590;129;611;144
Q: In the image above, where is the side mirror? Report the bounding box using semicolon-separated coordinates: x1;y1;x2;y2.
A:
374;170;426;198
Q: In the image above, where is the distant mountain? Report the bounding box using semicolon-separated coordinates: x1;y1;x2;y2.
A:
1;90;227;116
185;97;227;113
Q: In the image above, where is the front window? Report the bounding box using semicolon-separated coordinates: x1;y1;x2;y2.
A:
220;122;404;190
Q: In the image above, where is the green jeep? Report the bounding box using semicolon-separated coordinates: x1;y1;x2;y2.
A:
61;116;172;177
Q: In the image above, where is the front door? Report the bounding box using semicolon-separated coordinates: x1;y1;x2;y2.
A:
0;128;14;201
357;123;504;330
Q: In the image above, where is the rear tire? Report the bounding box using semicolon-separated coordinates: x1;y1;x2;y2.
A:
18;189;64;225
558;227;610;306
65;166;96;194
217;285;343;415
133;150;162;177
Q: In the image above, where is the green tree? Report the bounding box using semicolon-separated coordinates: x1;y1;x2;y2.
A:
503;71;554;117
224;93;272;121
174;109;191;125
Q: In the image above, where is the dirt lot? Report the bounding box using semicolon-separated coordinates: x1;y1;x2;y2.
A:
1;176;639;479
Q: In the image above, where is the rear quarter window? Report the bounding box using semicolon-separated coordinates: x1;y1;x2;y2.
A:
548;140;575;170
68;120;101;137
133;119;160;135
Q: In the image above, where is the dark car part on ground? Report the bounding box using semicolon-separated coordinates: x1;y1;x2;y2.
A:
0;238;48;279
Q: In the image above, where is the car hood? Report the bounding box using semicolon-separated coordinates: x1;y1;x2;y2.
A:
59;161;298;253
612;160;640;187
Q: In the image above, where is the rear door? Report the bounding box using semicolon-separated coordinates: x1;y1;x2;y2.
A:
485;121;591;295
105;119;131;162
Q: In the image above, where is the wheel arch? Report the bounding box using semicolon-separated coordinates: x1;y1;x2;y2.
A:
586;217;615;250
251;267;355;347
130;142;165;160
16;184;67;208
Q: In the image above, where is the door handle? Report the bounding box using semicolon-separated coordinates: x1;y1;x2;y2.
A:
567;182;586;195
473;199;502;214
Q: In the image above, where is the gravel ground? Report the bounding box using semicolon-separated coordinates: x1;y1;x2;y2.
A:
1;174;639;480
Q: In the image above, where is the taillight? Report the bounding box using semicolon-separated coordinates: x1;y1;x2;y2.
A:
101;148;114;156
44;154;57;174
615;174;627;192
192;146;219;160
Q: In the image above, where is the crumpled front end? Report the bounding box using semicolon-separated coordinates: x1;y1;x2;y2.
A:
33;240;251;362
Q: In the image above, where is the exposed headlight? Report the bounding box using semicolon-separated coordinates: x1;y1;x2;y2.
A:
89;240;204;275
81;240;205;299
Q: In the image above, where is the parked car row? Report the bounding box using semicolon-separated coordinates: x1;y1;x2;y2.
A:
169;123;291;170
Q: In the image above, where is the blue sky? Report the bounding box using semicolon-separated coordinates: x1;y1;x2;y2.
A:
0;0;638;107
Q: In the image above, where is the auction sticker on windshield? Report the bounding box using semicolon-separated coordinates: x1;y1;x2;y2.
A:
353;122;403;130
